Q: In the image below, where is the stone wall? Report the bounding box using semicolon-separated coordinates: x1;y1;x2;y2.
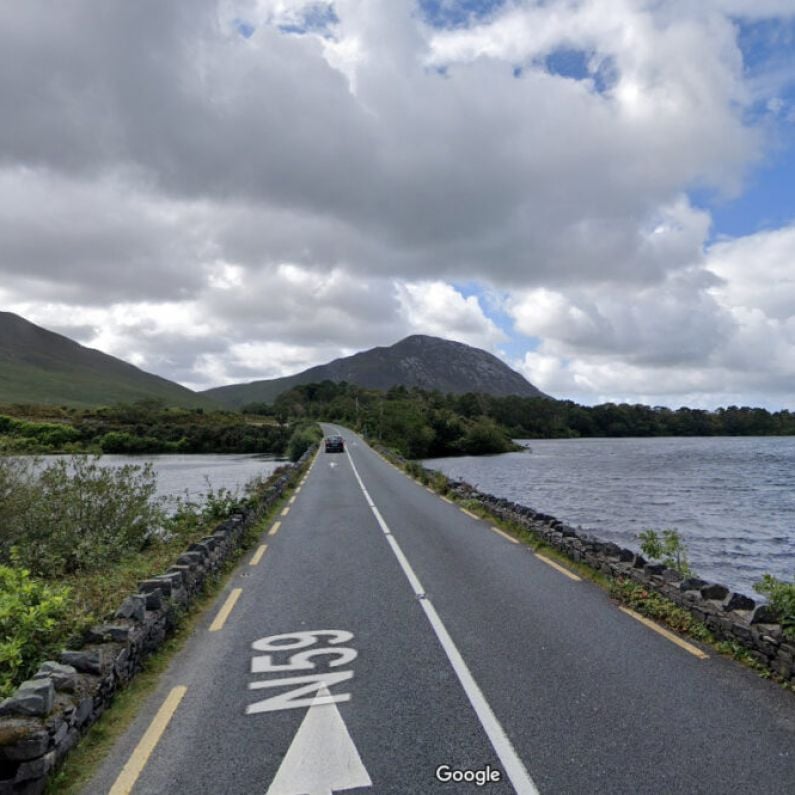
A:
449;477;795;684
0;448;313;794
379;445;794;687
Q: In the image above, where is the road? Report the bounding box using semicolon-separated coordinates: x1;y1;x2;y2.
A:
85;426;795;794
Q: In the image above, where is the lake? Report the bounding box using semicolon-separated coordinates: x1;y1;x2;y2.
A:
37;453;286;505
425;436;795;597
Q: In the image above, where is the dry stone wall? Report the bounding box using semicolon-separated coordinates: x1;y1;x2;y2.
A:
0;449;313;795
375;444;794;687
447;477;795;684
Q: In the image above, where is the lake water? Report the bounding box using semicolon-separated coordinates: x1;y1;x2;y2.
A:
425;437;795;597
38;454;286;505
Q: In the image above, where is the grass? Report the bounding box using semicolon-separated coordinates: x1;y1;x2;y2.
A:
59;528;231;636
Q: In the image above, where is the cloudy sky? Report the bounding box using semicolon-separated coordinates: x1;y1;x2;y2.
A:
2;1;795;408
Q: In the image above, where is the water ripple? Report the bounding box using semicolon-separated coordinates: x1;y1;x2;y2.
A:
425;436;795;597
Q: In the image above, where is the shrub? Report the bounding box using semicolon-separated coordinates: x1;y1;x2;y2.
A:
457;418;515;455
163;482;248;542
429;470;450;494
404;460;425;481
286;424;322;462
638;528;692;575
0;566;71;697
754;575;795;639
0;456;164;576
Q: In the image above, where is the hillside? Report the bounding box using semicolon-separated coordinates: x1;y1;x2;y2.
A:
203;334;548;408
0;312;216;409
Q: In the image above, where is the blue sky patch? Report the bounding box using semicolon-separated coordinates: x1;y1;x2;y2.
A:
453;280;541;358
736;16;795;73
541;48;617;93
278;3;339;38
234;19;255;39
692;138;795;241
418;0;507;30
691;16;795;241
545;48;589;81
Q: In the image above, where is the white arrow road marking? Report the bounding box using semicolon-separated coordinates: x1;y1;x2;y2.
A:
266;685;372;795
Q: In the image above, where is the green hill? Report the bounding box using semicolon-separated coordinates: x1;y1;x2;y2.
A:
203;334;548;408
0;311;216;409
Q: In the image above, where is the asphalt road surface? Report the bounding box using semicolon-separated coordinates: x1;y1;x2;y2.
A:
85;426;795;794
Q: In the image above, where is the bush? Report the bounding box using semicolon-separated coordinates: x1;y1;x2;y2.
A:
0;456;164;576
638;528;692;575
404;460;425;481
162;482;249;542
0;566;71;697
286;424;321;462
754;575;795;639
0;418;81;449
457;418;515;455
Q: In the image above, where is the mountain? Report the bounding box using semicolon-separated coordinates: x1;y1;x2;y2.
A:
203;334;548;408
0;311;216;409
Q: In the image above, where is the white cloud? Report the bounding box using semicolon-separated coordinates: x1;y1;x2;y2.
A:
1;1;794;406
511;220;795;407
396;281;505;348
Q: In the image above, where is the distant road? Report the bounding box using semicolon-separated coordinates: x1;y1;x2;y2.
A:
85;426;795;794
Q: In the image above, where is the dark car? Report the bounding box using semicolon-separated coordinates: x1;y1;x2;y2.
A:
324;435;345;453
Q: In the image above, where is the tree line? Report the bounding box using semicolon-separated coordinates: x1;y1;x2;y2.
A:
243;381;795;458
3;387;794;459
0;401;291;454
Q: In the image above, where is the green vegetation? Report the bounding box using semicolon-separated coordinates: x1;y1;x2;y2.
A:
637;532;794;642
0;311;216;409
5;380;795;460
754;575;795;639
0;456;162;577
608;579;710;637
244;381;795;459
484;397;795;438
286;423;323;462
247;382;519;457
0;567;71;697
638;528;692;575
0;453;296;697
0;402;291;454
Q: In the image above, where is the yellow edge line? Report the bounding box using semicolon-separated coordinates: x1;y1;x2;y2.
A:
209;588;242;632
108;685;187;795
619;606;709;660
281;506;290;517
490;526;519;544
295;486;302;494
425;487;435;494
249;544;268;566
460;508;479;520
535;553;582;582
289;495;297;504
441;496;453;504
268;520;281;536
